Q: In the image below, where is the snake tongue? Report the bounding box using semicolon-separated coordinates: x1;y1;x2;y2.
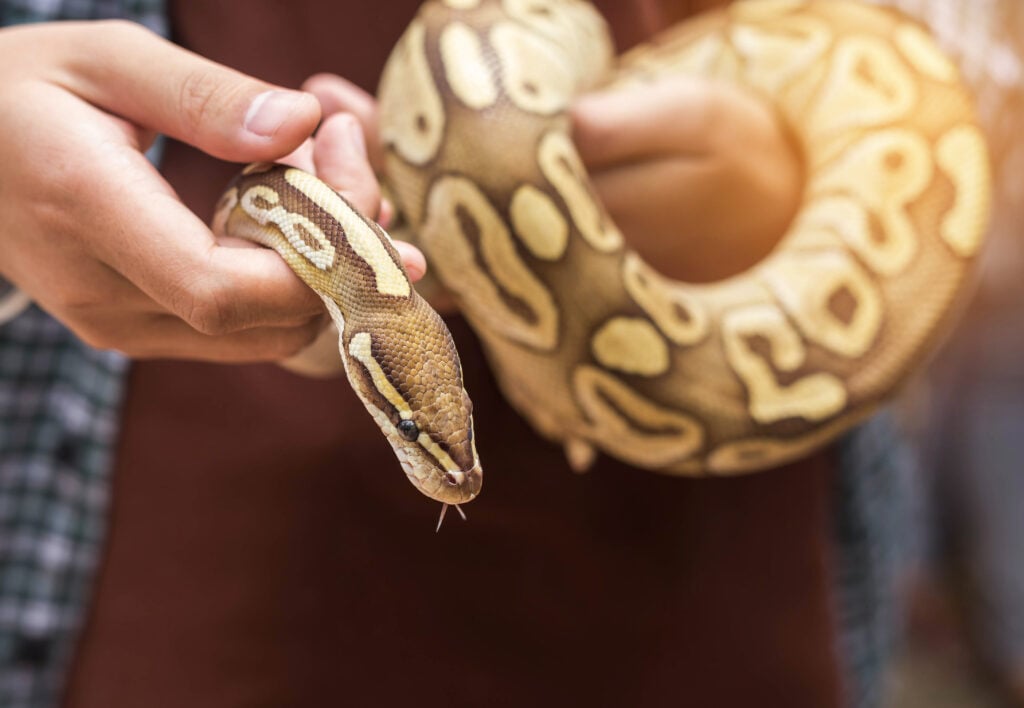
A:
435;503;468;532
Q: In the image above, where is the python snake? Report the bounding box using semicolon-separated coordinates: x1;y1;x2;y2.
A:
215;0;991;508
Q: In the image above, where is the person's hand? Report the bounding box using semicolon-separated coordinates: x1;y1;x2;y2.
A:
302;72;802;288
270;111;427;377
301;72;453;311
572;75;803;282
0;20;422;362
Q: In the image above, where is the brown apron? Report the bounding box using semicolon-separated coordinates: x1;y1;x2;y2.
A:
63;2;842;706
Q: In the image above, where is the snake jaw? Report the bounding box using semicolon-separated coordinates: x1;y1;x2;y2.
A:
431;460;481;504
459;462;483;500
388;431;482;505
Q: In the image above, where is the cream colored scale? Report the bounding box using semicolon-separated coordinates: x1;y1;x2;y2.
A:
217;0;990;509
377;0;990;477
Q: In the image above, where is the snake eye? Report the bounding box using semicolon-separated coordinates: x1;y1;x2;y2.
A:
397;419;419;442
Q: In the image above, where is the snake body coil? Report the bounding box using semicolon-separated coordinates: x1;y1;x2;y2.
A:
218;0;991;503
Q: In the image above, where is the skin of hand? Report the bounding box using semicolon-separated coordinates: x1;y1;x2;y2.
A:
571;75;803;282
0;20;424;362
304;71;802;289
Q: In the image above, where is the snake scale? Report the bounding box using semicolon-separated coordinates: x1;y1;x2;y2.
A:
215;0;991;511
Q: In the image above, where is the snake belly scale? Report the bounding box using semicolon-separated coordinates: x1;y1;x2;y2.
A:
216;0;990;505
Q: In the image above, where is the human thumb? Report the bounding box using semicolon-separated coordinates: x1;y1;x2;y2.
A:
56;20;321;162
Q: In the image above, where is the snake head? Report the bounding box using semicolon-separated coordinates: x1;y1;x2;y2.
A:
387;415;483;505
373;374;482;505
343;297;482;506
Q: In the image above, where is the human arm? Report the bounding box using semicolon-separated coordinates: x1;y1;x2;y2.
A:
0;20;421;361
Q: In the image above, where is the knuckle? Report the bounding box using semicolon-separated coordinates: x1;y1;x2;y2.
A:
284;320;324;354
48;274;111;311
54;286;105;313
71;321;118;352
93;18;145;35
93;18;151;43
177;67;224;139
28;145;86;208
179;281;238;336
268;325;322;360
185;299;232;336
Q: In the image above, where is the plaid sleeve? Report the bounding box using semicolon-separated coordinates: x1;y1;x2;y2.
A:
0;4;165;707
0;0;166;32
0;3;962;708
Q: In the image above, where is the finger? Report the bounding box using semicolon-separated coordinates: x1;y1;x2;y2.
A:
378;198;395;231
312;112;381;218
279;136;316;172
302;73;383;170
19;254;168;322
311;114;425;281
591;156;785;280
590;155;722;242
393;241;426;283
571;77;721;168
74;101;326;331
81;152;323;333
54;20;321;162
98;313;327;362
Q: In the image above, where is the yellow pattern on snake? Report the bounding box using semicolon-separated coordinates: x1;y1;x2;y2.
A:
215;0;991;507
214;163;482;507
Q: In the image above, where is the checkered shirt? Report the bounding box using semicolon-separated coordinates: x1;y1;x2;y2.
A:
0;4;165;707
0;2;966;707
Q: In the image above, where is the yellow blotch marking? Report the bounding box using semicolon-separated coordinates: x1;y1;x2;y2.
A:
348;331;413;419
811;129;932;277
895;23;956;83
378;20;445;165
794;196;872;265
761;251;882;359
729;0;806;22
591;317;669;377
443;0;480;8
538;131;622;253
239;185;336;271
490;21;574;115
510;185;568;260
622;253;708;346
730;15;829;94
936;125;990;258
421;175;558;350
807;37;916;139
707;412;865;475
573;365;704;468
284;169;410;297
722;304;847;423
440;23;498;110
241;162;275;175
351;329;463;475
668;34;726;76
502;0;613;79
416;433;462;476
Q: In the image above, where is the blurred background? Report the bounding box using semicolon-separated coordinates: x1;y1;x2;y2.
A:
872;1;1024;705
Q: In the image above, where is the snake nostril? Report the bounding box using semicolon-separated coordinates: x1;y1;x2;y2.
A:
444;472;459;486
